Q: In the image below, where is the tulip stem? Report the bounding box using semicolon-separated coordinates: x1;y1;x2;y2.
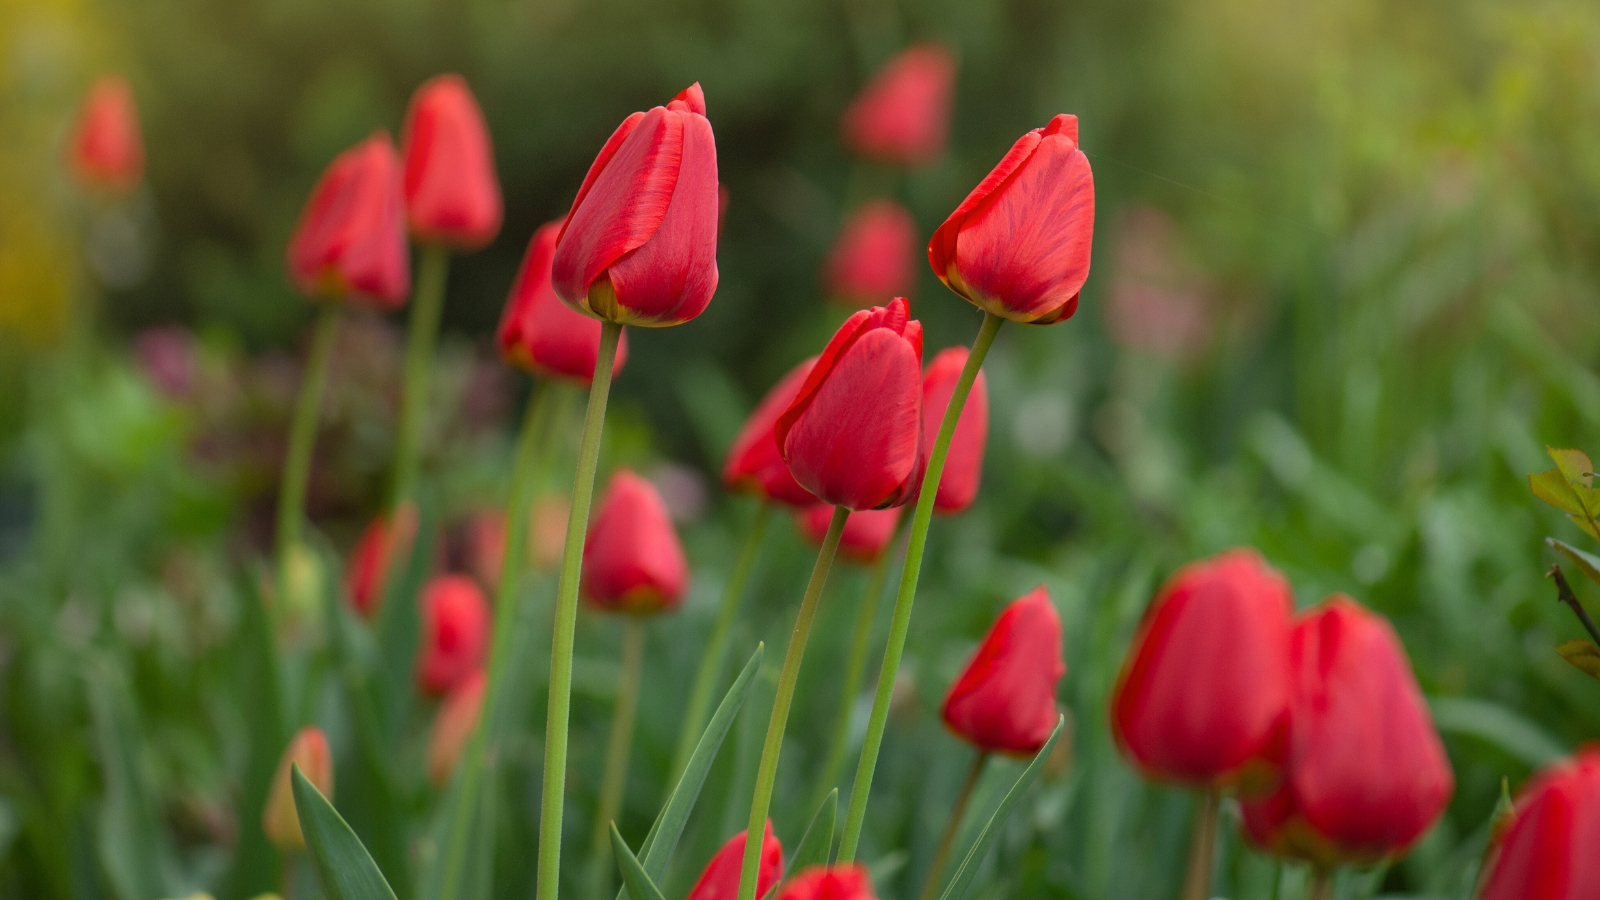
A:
919;751;988;900
1179;788;1220;900
838;311;1002;863
537;319;623;900
671;501;775;779
1308;870;1332;900
274;304;341;610
736;505;850;900
588;617;647;900
390;243;450;512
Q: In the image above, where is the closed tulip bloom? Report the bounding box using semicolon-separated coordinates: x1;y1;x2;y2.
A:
797;504;900;565
68;75;143;193
929;114;1094;325
776;298;924;511
1477;748;1600;900
921;347;988;513
774;865;877;900
942;587;1064;756
427;669;487;786
840;45;955;167
1240;596;1454;866
685;822;784;900
498;220;630;384
402;74;503;248
416;575;491;696
723;357;819;508
262;726;333;851
552;84;718;327
286;132;411;309
344;505;418;620
582;470;689;614
824;200;918;308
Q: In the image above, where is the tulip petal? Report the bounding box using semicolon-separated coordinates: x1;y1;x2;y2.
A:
928;130;1042;284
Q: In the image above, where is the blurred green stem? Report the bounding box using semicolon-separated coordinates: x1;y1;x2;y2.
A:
736;505;849;900
671;501;774;778
390;244;449;511
919;751;987;900
588;617;646;900
537;320;623;900
1309;871;1332;900
1180;788;1220;900
838;311;1002;862
274;304;340;604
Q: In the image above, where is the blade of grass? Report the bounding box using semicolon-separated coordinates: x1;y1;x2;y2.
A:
936;717;1063;900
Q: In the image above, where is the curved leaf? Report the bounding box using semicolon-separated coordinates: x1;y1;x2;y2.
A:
611;823;667;900
936;717;1063;900
292;765;399;900
762;789;836;900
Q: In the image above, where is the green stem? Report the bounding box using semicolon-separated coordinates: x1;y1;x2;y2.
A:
1179;788;1220;900
588;617;647;900
671;502;775;778
391;244;450;511
736;506;850;900
918;751;987;900
536;320;623;900
274;304;341;604
837;311;1003;863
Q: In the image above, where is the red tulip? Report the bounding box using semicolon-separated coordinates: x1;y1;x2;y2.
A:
776;298;924;511
402;74;503;249
1477;747;1600;900
67;75;143;193
286;131;411;309
823;200;918;309
941;587;1064;756
417;575;491;696
582;470;689;614
774;865;877;900
796;504;900;565
840;45;955;167
427;669;487;786
921;347;988;514
498;220;630;384
263;725;333;851
1110;549;1293;790
345;505;419;620
929;114;1094;325
553;84;718;327
1240;596;1454;866
723;357;819;508
685;822;784;900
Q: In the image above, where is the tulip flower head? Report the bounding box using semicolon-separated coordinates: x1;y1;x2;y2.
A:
921;346;989;514
1240;596;1454;867
553;84;719;327
416;575;491;696
840;44;955;167
941;586;1064;756
774;865;877;900
824;200;918;308
345;505;419;620
1477;747;1600;900
582;470;689;614
723;357;820;508
776;297;924;511
498;219;630;384
685;822;784;900
68;75;143;194
797;504;900;565
402;74;503;249
262;726;333;851
929;114;1094;325
286;132;411;309
427;669;487;786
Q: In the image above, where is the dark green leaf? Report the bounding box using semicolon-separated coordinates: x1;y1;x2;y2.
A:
762;790;836;900
611;823;667;900
292;765;400;900
1548;539;1600;587
1555;639;1600;682
937;717;1064;900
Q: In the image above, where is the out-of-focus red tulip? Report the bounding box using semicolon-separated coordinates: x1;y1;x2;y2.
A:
582;470;689;614
402;74;501;248
345;505;419;620
1240;596;1454;866
929;115;1093;325
427;669;487;786
417;575;491;696
774;865;877;900
823;200;918;309
723;357;819;508
263;725;333;851
920;347;988;514
553;84;718;327
286;132;411;309
498;220;629;384
685;822;784;900
840;45;955;167
1110;549;1292;791
68;75;143;194
1477;747;1600;900
941;587;1064;756
796;504;900;565
776;298;924;511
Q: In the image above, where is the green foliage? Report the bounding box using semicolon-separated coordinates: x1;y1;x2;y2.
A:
292;765;400;900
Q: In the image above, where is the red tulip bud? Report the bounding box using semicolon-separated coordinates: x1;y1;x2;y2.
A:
796;504;900;565
345;505;419;620
774;865;876;900
262;726;333;851
920;347;988;514
685;822;784;900
941;587;1064;756
1111;549;1292;790
824;200;918;309
1240;596;1454;866
417;575;491;696
427;669;487;786
723;357;820;508
776;298;924;511
402;74;503;249
286;132;411;309
582;470;689;614
1477;747;1600;900
553;84;719;327
929;114;1094;325
840;45;955;167
498;220;630;384
67;75;143;194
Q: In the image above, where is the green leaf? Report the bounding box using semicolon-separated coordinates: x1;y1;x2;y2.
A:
1530;469;1584;514
1548;539;1600;588
1555;639;1600;682
1570;514;1600;543
1548;447;1594;488
292;765;400;900
611;823;668;900
762;790;836;900
1429;697;1568;768
87;659;177;900
937;717;1064;900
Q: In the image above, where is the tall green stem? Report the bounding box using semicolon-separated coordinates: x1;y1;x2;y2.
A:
736;506;849;900
537;320;623;900
1179;789;1220;900
838;311;1003;863
588;618;647;900
670;502;775;778
391;244;450;511
919;752;988;900
274;304;341;602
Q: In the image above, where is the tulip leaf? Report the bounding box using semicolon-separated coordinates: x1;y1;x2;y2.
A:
1547;446;1593;488
936;717;1064;900
1555;639;1600;682
292;765;400;900
1548;539;1600;588
761;789;837;900
611;823;667;900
